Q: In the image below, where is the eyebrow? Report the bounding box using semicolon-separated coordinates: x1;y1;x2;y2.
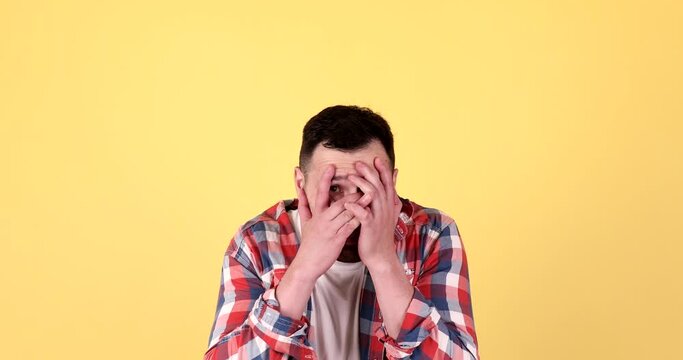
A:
332;175;347;181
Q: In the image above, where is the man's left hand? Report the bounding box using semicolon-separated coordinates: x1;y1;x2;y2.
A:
344;157;402;268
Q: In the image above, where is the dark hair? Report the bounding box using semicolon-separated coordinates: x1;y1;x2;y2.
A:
299;105;395;175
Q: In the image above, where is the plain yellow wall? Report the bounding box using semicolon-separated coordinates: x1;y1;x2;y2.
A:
2;1;682;359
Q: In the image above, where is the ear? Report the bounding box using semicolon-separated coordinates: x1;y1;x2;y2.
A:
294;166;305;191
392;168;398;186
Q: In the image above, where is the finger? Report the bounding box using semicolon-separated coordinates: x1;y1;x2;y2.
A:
335;217;360;241
357;191;373;208
314;164;335;214
355;160;386;200
343;202;371;223
375;157;396;202
329;177;374;208
393;168;399;205
329;209;356;231
295;183;312;222
347;174;377;207
324;192;362;221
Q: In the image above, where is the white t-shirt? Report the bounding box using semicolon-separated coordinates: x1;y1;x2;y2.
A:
287;209;366;360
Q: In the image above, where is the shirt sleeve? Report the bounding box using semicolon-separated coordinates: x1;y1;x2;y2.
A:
203;227;316;360
376;219;480;359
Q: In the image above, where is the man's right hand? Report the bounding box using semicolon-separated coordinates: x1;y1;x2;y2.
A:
293;164;364;280
275;164;370;319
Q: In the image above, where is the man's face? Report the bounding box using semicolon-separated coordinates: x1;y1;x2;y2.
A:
294;139;398;245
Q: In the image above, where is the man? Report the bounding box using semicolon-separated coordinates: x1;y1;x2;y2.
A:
204;105;479;359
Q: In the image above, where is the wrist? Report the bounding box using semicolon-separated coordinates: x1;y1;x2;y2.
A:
288;257;320;285
365;249;401;275
276;258;317;320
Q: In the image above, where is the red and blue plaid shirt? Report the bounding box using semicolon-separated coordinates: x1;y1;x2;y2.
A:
204;196;479;359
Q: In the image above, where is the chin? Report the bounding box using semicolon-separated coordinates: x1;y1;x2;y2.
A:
345;227;361;245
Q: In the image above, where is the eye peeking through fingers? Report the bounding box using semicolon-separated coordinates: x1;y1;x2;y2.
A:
330;184;364;195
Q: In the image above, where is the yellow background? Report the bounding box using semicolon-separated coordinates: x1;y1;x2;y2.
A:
2;1;682;359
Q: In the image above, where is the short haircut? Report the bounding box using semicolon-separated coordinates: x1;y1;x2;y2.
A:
299;105;395;175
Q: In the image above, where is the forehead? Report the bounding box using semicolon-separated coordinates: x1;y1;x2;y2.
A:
308;140;389;176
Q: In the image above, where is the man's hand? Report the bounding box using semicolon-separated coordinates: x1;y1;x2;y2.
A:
277;164;366;319
343;157;402;268
292;164;366;280
344;157;413;339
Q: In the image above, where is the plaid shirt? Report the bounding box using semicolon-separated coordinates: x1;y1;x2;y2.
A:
204;196;479;360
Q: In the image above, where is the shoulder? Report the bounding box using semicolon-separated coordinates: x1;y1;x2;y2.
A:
226;198;299;272
238;198;296;239
402;197;460;236
400;199;470;280
400;197;465;263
